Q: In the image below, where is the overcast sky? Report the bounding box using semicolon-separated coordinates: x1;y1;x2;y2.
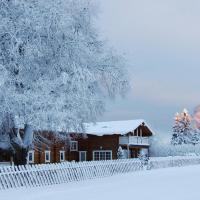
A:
96;0;200;136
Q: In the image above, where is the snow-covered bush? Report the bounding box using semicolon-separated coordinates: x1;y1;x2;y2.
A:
150;136;200;157
117;146;125;159
138;149;149;167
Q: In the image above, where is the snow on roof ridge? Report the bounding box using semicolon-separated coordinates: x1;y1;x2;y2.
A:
84;119;145;125
84;119;152;136
88;119;145;124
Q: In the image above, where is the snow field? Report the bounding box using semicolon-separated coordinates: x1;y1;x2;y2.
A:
1;165;200;200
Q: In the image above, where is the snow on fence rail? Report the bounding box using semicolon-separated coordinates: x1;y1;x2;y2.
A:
0;156;200;190
0;159;142;190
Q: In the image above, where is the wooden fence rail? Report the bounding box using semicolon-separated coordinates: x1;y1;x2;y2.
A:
0;156;200;190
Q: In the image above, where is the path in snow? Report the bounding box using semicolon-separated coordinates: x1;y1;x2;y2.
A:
1;165;199;200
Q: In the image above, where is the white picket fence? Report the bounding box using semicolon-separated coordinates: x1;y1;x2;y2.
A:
0;159;142;190
0;156;200;190
149;156;200;169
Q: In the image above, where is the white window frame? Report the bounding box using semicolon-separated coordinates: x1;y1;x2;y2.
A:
93;150;112;161
27;150;34;164
60;151;65;162
70;141;78;151
45;150;51;163
79;151;87;162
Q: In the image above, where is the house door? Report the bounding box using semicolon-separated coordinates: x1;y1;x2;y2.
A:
131;148;139;158
79;151;87;162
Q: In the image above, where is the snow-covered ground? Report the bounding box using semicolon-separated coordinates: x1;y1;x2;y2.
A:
2;165;199;200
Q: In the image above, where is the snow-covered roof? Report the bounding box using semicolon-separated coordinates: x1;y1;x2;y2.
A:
84;119;154;136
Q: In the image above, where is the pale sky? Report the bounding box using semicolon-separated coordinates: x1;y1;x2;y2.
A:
96;0;200;136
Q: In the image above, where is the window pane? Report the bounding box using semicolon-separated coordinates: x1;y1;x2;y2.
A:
100;152;104;160
94;152;99;161
71;141;78;151
60;152;64;161
106;152;111;160
29;153;33;161
45;152;50;161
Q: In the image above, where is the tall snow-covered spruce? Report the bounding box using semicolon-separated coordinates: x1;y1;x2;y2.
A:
171;109;191;145
171;109;200;145
0;0;129;164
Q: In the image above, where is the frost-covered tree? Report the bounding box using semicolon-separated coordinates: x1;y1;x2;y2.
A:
193;105;200;129
0;0;129;164
171;109;193;145
190;130;200;145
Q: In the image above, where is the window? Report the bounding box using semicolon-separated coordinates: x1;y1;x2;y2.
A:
93;151;112;161
45;151;51;163
27;150;34;164
70;141;78;151
60;151;65;162
79;151;87;162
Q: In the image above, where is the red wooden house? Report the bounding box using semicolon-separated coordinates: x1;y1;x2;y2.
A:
27;119;154;164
